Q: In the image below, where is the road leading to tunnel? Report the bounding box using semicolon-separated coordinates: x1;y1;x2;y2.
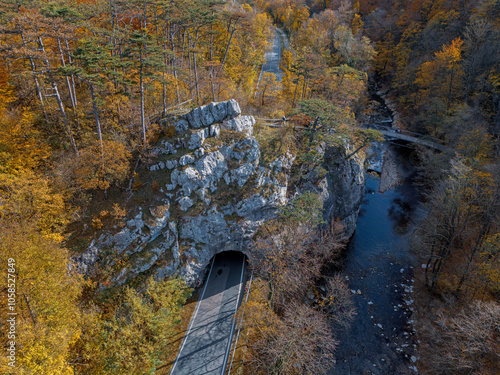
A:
256;27;288;87
170;252;248;375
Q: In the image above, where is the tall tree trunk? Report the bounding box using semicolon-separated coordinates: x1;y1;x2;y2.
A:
39;37;78;154
90;81;106;197
211;68;216;102
21;35;46;116
52;80;78;154
193;51;200;104
90;82;102;142
292;81;299;107
186;30;193;100
210;23;216;101
170;27;181;103
140;49;146;145
64;39;78;106
57;38;76;108
162;62;168;116
218;27;236;75
447;66;456;109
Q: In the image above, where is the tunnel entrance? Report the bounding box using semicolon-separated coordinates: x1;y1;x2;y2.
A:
171;251;250;375
199;250;248;302
200;250;247;287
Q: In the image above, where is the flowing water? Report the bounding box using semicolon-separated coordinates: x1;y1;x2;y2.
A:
331;144;423;374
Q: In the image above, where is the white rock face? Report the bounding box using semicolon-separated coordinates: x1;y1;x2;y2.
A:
151;140;176;157
300;142;366;238
188;129;206;149
226;99;241;118
183;99;238;129
231;163;255;187
185;107;204;128
209;124;220;137
200;104;215;126
179;154;195;166
179;197;194;211
195;150;226;178
222;116;255;136
171;167;202;196
208;101;227;123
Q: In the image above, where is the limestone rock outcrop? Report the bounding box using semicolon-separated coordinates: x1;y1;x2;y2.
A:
75;99;365;286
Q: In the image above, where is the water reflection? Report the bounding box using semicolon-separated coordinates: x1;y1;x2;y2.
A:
331;146;420;375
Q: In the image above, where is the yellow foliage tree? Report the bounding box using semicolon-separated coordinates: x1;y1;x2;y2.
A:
0;109;51;174
0;171;69;241
76;277;191;374
415;37;465;109
291;6;309;32
351;13;363;34
477;233;500;295
69;140;131;191
0;64;14;112
0;223;84;375
259;72;281;106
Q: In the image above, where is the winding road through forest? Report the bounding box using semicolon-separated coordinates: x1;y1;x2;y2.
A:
170;28;287;375
169;252;248;375
256;27;288;87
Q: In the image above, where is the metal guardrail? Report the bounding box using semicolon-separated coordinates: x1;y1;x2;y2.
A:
372;124;447;145
227;272;254;375
257;118;448;150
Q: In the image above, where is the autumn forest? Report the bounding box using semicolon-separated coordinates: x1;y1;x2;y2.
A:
0;0;499;374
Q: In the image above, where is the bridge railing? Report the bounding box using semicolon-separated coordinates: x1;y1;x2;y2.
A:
372;124;447;145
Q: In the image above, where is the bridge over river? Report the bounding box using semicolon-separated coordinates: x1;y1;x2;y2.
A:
372;124;448;152
258;118;449;152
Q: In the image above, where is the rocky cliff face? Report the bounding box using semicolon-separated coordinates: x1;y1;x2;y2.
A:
299;142;365;239
76;100;365;285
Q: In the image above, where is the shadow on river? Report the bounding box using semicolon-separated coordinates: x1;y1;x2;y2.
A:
331;145;424;375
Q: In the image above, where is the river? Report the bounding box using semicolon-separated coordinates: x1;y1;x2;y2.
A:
331;142;423;375
256;27;424;373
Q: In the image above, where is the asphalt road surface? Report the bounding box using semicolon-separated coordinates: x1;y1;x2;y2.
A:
170;251;248;375
256;28;283;87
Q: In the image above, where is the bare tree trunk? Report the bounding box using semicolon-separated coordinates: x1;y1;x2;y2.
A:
447;66;456;109
90;81;106;197
186;30;194;100
193;51;200;104
345;139;368;159
90;82;102;142
162;64;168;115
140;49;146;144
211;68;216;102
39;37;78;154
52;80;78;153
57;38;76;108
21;35;46;116
210;23;216;101
292;81;299;107
218;27;236;75
170;27;181;103
109;6;120;92
64;39;78;106
261;84;267;106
